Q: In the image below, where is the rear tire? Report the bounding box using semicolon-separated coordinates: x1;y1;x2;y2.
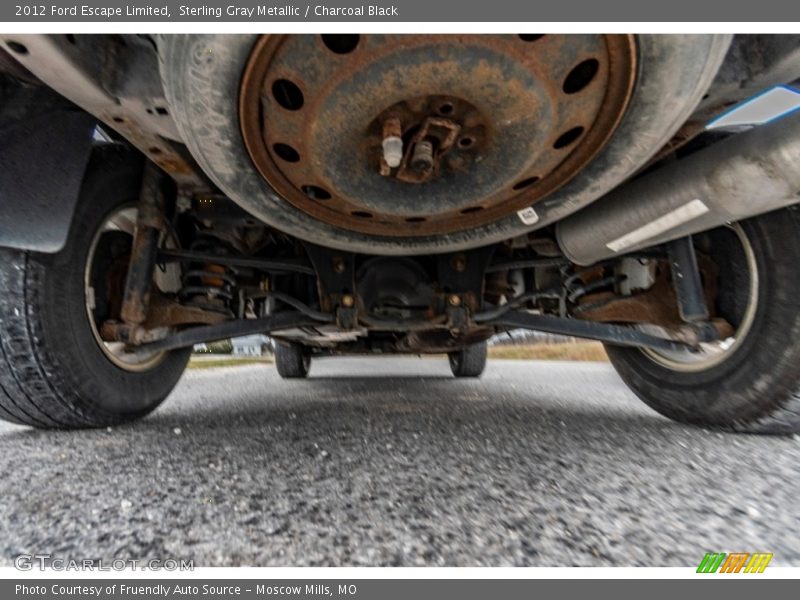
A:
606;208;800;434
449;342;488;378
274;342;310;378
0;147;190;429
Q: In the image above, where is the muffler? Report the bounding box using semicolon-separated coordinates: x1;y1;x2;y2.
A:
556;110;800;266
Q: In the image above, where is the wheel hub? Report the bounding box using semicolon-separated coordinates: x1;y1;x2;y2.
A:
240;34;636;236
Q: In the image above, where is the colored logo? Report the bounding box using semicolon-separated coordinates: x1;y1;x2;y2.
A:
697;552;773;573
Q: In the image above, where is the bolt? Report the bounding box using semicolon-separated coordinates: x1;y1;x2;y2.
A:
341;294;355;308
451;255;467;272
448;294;462;307
332;257;346;274
411;140;434;173
382;117;403;169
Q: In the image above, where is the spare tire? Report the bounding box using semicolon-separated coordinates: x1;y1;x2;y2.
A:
158;34;730;255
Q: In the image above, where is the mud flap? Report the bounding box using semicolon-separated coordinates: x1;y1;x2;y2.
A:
0;98;96;252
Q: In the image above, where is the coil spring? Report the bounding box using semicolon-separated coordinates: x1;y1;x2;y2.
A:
178;235;237;315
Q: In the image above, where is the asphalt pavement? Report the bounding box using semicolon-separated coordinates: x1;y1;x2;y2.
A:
1;357;799;567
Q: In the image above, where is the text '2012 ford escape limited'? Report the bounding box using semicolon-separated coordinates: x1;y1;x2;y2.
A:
1;34;799;432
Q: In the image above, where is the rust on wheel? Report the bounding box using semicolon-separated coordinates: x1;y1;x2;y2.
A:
240;34;636;237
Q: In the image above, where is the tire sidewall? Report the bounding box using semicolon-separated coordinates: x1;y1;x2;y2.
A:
275;342;309;378
30;149;189;424
607;208;800;430
449;342;488;377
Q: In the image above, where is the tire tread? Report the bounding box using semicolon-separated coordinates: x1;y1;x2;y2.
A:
0;145;186;429
607;207;800;434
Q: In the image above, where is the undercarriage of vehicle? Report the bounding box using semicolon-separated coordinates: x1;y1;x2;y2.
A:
2;33;800;432
90;103;794;363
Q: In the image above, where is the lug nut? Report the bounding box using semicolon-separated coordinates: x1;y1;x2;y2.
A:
411;140;434;173
332;256;346;274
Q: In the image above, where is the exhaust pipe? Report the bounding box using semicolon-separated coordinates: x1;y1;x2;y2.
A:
556;110;800;266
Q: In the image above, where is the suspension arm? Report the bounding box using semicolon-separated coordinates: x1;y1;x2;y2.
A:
157;249;316;276
134;311;330;356
487;310;693;353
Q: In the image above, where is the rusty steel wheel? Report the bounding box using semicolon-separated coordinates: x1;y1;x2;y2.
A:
240;34;636;237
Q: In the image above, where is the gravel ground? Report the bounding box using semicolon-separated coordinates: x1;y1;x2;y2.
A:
1;357;798;567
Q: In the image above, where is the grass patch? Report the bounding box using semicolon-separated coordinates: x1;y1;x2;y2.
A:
188;345;608;368
488;342;608;362
188;356;273;370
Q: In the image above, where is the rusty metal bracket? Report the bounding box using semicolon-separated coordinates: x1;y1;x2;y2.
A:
574;246;728;345
145;294;228;329
101;292;229;345
436;245;496;313
302;242;356;314
446;305;468;331
395;116;461;183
